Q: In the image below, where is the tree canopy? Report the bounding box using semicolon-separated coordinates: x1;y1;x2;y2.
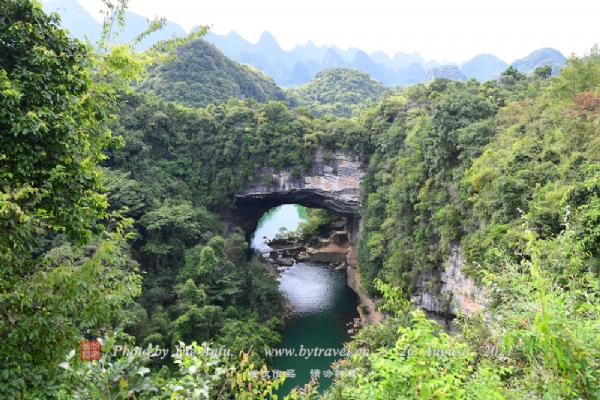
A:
136;39;287;109
287;67;388;117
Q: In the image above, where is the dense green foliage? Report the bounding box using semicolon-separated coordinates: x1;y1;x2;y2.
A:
102;77;369;376
287;67;388;117
137;39;286;109
0;1;143;396
117;47;600;397
356;69;554;295
99;90;371;385
332;241;600;399
0;0;115;247
122;229;285;368
273;208;338;244
108;94;317;208
337;47;600;399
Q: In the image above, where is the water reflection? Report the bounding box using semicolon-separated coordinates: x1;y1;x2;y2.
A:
249;204;359;394
272;262;358;394
251;204;307;252
278;263;336;315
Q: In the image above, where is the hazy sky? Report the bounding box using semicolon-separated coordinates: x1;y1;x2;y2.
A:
67;0;599;64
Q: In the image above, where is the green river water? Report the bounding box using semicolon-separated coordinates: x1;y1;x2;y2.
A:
250;205;360;394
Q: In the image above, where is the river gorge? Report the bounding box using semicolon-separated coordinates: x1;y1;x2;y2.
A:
250;205;360;394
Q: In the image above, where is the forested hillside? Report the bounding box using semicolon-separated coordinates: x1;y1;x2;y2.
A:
345;49;600;398
3;1;600;399
0;5;365;395
287;67;389;117
98;92;371;380
355;63;582;298
136;39;286;109
424;65;467;82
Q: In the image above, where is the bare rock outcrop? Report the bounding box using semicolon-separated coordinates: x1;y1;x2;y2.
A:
233;148;363;219
347;265;384;325
412;244;488;317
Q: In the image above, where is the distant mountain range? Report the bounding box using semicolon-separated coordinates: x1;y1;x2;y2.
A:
43;0;568;87
42;0;186;51
203;31;566;87
203;30;448;86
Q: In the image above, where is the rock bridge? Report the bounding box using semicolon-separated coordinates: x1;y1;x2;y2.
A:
221;149;365;248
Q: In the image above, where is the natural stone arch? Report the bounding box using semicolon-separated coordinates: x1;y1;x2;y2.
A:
219;148;384;324
221;149;364;245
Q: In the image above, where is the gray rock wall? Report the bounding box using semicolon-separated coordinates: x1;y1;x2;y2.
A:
234;148;364;216
224;148;364;239
412;244;488;317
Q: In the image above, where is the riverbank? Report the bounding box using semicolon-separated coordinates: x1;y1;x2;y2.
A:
266;217;384;328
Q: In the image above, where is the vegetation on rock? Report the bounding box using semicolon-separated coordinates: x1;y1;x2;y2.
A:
137;39;286;109
511;47;566;75
288;67;388;117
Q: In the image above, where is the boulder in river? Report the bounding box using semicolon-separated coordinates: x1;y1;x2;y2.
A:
278;258;294;266
295;251;310;261
334;262;347;271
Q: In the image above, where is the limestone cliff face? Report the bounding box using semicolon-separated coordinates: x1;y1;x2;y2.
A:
224;148;364;245
347;265;384;325
412;244;488;317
